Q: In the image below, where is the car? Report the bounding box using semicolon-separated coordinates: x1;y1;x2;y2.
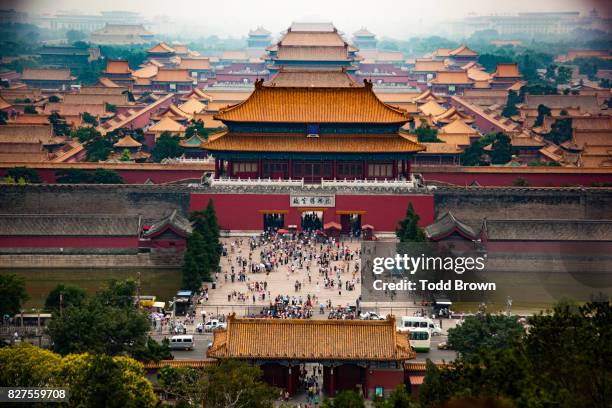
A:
359;312;386;320
204;320;227;332
170;335;194;351
437;341;450;350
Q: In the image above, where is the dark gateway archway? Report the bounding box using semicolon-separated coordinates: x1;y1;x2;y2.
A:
207;315;415;398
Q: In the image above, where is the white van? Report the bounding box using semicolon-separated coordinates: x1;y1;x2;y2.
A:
408;328;431;352
170;335;194;351
399;316;442;336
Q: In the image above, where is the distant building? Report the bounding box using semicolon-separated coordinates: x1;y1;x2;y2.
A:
89;24;154;45
20;68;76;91
247;27;272;49
39;45;101;68
36;10;145;32
352;27;377;50
266;22;360;74
449;11;603;39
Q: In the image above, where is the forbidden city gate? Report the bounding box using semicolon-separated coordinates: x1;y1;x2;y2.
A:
207;315;415;398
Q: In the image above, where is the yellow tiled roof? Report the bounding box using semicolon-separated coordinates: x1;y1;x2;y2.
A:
148;117;186;133
207;316;415;361
439;119;479;135
104;60;131;74
153;69;193;83
276;46;350;61
414;59;446;72
178;98;206;115
418;100;447;117
450;45;478;57
214;82;410;124
494;63;522;78
113;134;142;148
204;132;424;154
147;42;175;53
280;31;346;47
430;71;474;85
178;58;211;70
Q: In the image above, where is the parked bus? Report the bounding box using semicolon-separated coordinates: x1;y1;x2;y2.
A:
408;328;431;352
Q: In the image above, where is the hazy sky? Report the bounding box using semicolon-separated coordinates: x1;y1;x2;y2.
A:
6;0;612;38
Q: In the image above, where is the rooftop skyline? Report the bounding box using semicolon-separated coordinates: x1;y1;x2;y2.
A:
6;0;612;38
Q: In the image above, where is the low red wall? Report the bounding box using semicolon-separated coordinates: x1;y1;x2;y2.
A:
368;369;405;390
0;236;138;248
190;193;435;232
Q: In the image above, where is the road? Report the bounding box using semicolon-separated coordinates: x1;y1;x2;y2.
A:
150;332;213;360
413;333;457;362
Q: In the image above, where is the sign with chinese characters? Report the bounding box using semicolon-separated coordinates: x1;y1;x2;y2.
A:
290;195;335;207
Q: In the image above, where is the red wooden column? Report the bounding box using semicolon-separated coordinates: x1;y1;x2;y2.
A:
287;366;294;396
214;159;220;178
392;160;397;179
257;159;263;178
228;160;233;178
288;159;293;179
332;160;337;179
362;161;367;180
329;366;335;397
406;160;412;177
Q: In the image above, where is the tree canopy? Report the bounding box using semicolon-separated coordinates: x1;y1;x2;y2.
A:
396;203;426;242
7;166;41;183
420;301;612;408
44;283;86;313
47;279;170;362
416;123;442;143
0;344;157;407
151;132;182;162
158;360;277;408
447;314;524;357
0;273;29;317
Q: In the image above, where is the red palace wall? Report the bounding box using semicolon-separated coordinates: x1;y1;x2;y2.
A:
190;193;435;232
367;368;405;393
0;236;138;248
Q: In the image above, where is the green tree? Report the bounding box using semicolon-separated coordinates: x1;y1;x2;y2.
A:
48;111;70;136
396;203;426;242
489;133;513;165
0;274;29;317
322;390;365;408
420;301;612;408
45;283;86;313
55;168;92;184
556;66;572;85
105;102;117;113
461;141;485;166
66;29;86;43
48;95;60;103
82;111;98;126
201;360;277;408
185;119;208;139
56;353;157;407
120;148;131;161
447;314;524;357
545;117;572;145
85;135;113;162
23;104;36;114
47;279;170;362
159;360;277;408
90;168;124;184
74;126;101;143
533;104;551;127
501;90;520;118
416;123;442;143
7;166;41;183
0;343;60;387
151;132;182;162
0;110;7;124
182;231;209;291
512;178;529;186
